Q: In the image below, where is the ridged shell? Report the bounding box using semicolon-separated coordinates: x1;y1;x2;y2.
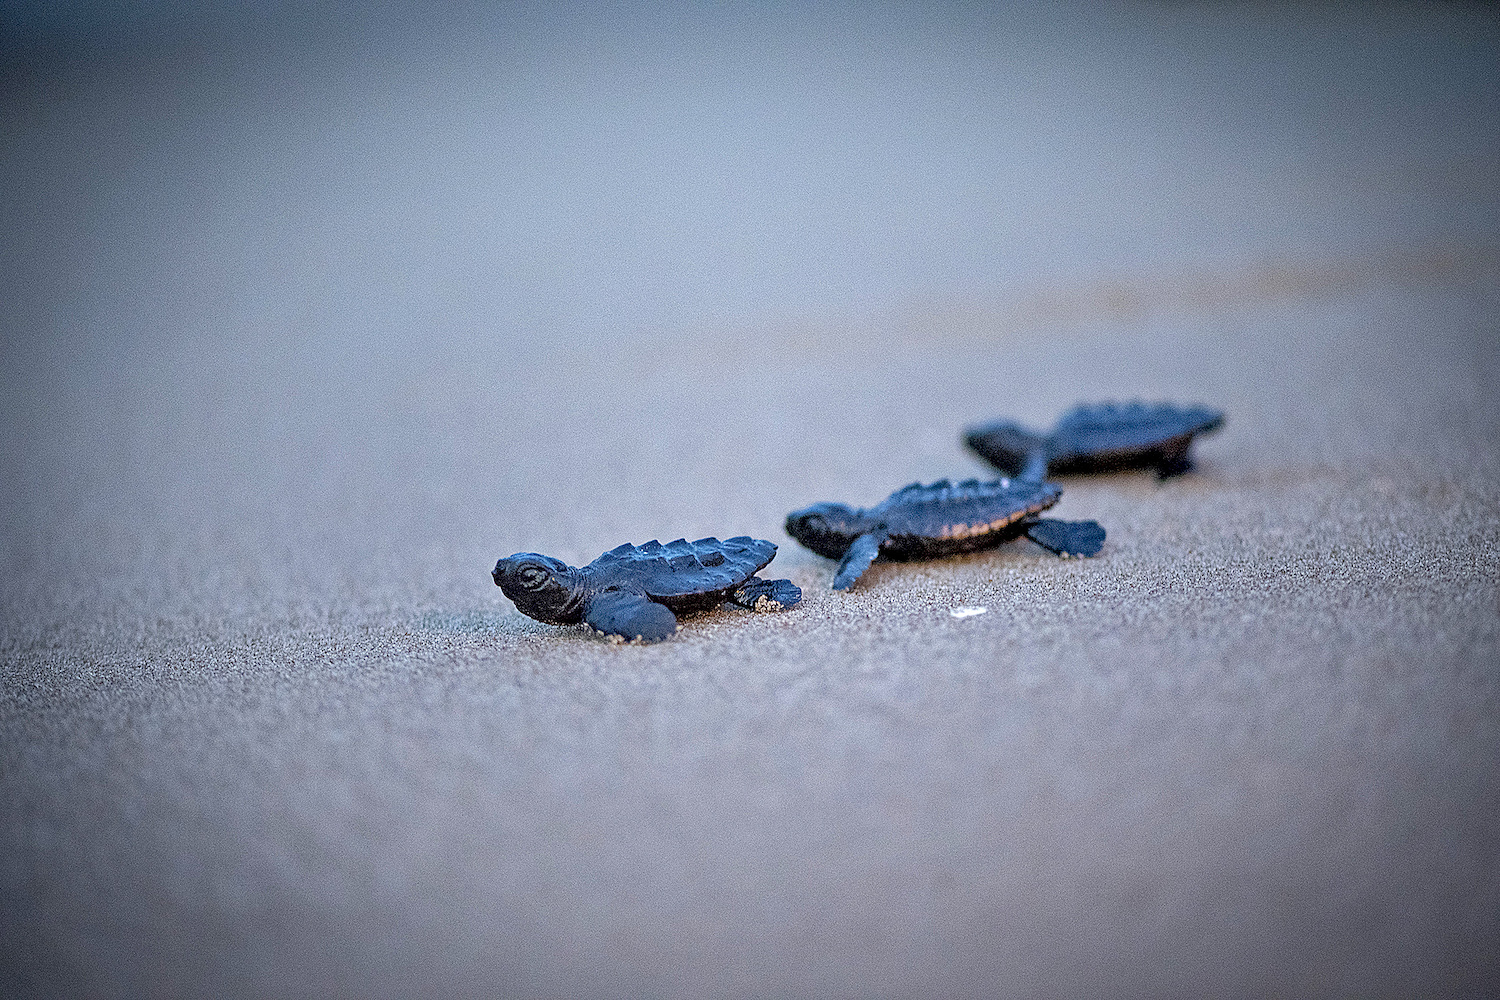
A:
1050;402;1224;459
586;536;776;598
873;478;1061;542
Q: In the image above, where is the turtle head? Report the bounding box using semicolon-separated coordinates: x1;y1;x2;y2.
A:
785;502;864;559
492;553;585;624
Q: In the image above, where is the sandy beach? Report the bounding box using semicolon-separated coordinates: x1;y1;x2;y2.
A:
3;4;1498;996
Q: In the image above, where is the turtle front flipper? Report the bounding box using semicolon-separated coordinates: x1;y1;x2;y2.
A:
583;589;679;642
730;576;802;611
1020;449;1051;482
965;422;1050;480
1024;518;1105;558
833;531;887;591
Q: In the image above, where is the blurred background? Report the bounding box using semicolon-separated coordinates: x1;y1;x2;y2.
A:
5;1;1496;569
3;3;1498;997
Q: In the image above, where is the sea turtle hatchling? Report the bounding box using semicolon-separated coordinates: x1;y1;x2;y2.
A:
965;401;1225;480
493;536;801;642
785;478;1105;591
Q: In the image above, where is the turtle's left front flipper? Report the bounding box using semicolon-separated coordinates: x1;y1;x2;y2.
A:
730;576;802;611
833;530;887;590
1024;518;1105;558
583;590;679;642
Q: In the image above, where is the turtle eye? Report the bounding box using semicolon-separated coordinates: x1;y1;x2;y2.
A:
519;565;551;589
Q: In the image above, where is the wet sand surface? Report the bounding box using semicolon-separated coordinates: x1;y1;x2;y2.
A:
3;5;1498;996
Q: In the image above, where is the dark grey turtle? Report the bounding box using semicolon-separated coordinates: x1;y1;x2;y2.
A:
966;401;1225;480
785;478;1105;591
492;536;800;642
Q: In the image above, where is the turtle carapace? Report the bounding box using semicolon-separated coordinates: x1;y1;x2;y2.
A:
493;536;800;642
785;478;1105;591
965;401;1225;480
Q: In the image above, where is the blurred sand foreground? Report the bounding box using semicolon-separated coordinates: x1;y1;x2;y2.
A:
2;4;1498;996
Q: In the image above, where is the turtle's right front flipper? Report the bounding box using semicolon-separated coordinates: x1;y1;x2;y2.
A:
965;422;1051;481
1019;449;1051;482
583;590;679;642
1024;518;1105;558
833;531;887;591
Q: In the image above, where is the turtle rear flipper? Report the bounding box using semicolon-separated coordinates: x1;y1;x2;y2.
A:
833;531;887;590
584;590;679;642
1024;518;1105;558
1154;437;1196;478
730;576;802;611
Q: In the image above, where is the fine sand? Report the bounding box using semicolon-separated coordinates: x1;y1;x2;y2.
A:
4;6;1498;997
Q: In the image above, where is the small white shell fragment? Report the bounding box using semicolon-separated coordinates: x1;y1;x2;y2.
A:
950;606;988;619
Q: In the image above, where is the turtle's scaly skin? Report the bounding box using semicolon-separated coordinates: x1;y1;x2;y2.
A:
493;536;800;642
786;478;1105;590
966;401;1225;479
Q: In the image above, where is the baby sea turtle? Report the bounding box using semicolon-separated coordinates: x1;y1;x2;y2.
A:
965;401;1225;480
493;536;800;642
785;478;1105;590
